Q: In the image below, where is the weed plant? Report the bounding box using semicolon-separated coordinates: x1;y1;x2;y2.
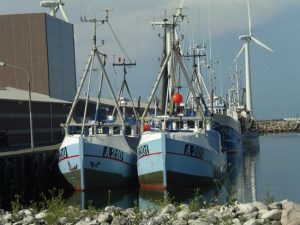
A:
10;188;82;224
264;190;275;205
189;188;201;212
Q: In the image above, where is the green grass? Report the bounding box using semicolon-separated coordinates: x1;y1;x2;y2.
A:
154;191;176;208
189;188;202;212
41;188;69;224
86;200;98;218
11;195;22;216
10;188;82;224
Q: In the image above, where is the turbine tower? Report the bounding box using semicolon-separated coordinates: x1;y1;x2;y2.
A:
40;0;70;23
234;0;273;115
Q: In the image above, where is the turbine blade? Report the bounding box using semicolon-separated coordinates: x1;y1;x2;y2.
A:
59;5;70;23
234;44;246;63
175;0;185;23
178;0;185;11
246;0;252;36
251;37;274;52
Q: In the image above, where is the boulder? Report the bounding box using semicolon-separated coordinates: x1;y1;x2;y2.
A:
3;213;12;221
271;221;282;225
237;203;258;214
189;212;201;220
252;201;268;211
161;204;176;215
261;209;282;221
206;215;218;224
23;209;33;217
243;218;259;225
22;215;34;224
75;221;89;225
59;216;68;224
281;202;300;225
176;209;190;220
178;204;189;212
35;211;47;220
154;214;169;224
172;220;187;225
269;202;283;210
111;215;130;225
97;213;113;223
232;218;241;225
187;218;209;225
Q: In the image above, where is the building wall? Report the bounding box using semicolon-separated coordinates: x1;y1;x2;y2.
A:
0;13;76;101
0;13;49;95
46;14;76;101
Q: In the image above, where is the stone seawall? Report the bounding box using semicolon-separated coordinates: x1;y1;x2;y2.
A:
1;199;300;225
257;120;300;134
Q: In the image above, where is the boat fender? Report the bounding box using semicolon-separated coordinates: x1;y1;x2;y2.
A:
144;123;150;132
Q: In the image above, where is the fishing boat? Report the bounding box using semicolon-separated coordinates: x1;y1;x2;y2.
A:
137;8;227;190
186;44;242;155
211;96;242;154
58;16;139;190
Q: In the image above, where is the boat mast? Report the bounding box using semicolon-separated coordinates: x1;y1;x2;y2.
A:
141;3;206;129
208;2;214;115
183;45;207;108
65;15;125;135
235;64;241;107
112;58;138;120
159;18;169;115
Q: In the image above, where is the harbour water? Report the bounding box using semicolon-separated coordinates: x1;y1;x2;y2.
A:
67;133;300;209
1;133;299;210
256;133;300;202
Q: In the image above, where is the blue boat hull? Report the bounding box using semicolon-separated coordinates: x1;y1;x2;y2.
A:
212;114;242;154
137;131;226;189
58;135;138;190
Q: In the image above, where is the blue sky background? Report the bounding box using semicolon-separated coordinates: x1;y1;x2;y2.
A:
1;0;299;119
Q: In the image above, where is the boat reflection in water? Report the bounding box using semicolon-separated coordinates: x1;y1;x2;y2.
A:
227;142;260;204
68;188;139;210
242;144;260;202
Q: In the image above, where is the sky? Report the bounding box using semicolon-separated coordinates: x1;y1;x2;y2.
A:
0;0;299;119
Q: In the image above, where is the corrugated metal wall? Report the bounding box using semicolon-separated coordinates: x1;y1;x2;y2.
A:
0;13;49;95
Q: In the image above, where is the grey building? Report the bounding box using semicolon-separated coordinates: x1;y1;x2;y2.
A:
0;13;76;101
0;13;76;148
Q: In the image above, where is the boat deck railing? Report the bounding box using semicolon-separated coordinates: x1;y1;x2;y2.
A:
144;115;207;132
66;121;139;137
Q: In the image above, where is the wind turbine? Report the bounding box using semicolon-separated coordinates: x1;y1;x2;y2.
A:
40;0;70;23
234;0;273;115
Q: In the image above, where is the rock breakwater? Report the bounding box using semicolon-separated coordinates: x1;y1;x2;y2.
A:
1;200;300;225
257;120;300;134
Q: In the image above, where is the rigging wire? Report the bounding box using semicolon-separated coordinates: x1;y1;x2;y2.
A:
107;21;132;64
